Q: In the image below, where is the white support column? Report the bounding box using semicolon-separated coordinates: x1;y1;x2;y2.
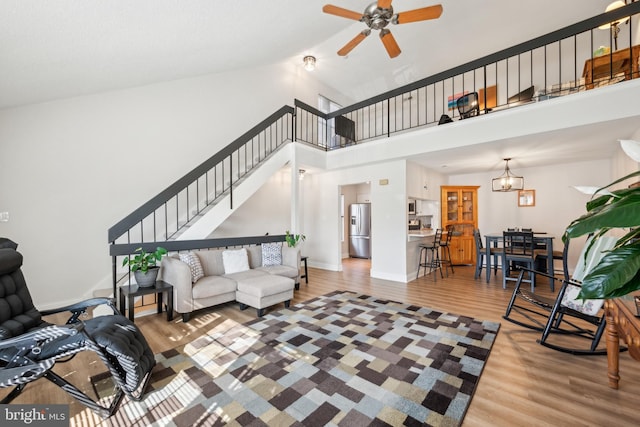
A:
290;162;300;234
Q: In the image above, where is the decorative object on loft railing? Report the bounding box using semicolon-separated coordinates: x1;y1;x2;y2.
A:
492;158;524;192
303;55;316;71
518;189;536;207
599;1;630;50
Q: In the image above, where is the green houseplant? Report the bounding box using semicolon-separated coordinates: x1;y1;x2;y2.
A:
122;246;167;287
285;230;306;248
564;139;640;299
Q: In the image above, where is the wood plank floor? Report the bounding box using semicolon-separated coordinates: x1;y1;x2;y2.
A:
4;259;639;426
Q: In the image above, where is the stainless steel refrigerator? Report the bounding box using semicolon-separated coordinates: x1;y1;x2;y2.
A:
349;203;371;258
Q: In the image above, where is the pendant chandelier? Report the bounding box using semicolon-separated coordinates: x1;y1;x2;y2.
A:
492;158;524;192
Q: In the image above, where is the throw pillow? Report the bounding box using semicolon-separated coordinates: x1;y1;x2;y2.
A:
222;248;250;274
261;242;282;267
179;252;204;284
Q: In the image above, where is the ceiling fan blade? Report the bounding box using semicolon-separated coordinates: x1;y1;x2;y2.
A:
395;4;443;24
337;30;370;56
377;0;393;9
322;4;363;21
380;29;401;58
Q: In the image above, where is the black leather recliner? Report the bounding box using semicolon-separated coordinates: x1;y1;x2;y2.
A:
0;241;156;418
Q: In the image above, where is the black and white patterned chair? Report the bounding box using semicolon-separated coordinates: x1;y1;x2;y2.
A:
0;241;156;418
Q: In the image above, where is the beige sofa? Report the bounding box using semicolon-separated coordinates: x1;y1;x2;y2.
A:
160;245;300;321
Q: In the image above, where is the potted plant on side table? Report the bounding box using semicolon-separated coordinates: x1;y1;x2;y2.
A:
122;247;168;287
285;230;306;248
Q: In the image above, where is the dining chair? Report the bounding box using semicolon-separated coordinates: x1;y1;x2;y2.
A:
502;230;543;291
473;229;501;280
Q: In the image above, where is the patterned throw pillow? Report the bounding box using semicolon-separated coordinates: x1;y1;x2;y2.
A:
222;248;250;274
179;252;204;284
262;242;282;267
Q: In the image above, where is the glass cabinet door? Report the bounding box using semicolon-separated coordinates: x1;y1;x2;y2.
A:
446;190;459;222
461;190;474;222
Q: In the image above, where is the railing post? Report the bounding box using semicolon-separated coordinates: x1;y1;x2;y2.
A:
387;98;390;138
111;250;117;299
229;154;233;210
292;108;296;142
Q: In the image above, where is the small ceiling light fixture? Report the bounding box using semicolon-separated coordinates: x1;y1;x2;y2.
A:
303;55;316;71
599;1;630;51
299;169;306;180
492;158;524;192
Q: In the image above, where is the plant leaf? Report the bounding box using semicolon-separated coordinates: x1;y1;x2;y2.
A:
577;244;640;299
566;193;640;238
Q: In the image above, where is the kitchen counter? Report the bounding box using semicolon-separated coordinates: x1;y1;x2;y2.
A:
408;229;436;241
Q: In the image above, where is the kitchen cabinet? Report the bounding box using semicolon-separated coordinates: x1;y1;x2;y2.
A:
407;161;446;201
441;186;479;265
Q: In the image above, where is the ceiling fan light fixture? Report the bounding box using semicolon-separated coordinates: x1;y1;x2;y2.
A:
303;55;316;71
492;158;524;192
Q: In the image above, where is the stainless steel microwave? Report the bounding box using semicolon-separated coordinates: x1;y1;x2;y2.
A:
408;199;416;214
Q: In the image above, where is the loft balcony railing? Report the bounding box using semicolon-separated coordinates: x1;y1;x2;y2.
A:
108;3;640;295
295;2;640;148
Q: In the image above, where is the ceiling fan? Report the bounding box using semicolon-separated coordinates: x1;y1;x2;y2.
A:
322;1;443;58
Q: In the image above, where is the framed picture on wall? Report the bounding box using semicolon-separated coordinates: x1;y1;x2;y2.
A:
518;189;535;207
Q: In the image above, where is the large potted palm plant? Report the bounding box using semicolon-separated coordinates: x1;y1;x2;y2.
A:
564;139;640;299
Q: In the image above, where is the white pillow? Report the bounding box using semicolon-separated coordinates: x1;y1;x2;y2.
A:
179;252;204;283
262;242;282;266
222;248;250;274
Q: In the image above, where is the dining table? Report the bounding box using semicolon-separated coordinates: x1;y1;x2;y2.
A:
484;232;555;283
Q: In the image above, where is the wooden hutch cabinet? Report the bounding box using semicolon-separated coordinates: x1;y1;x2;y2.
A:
440;186;479;265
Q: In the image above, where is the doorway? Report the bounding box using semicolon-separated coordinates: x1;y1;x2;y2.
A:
340;182;372;272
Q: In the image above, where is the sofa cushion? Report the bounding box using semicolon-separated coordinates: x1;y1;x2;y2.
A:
223;269;266;282
179;252;204;283
261;243;282;266
236;275;294;298
192;275;238;299
195;250;225;277
256;265;299;280
222;248;250;274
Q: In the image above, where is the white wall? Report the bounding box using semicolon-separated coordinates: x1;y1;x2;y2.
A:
0;62;348;308
302;160;407;281
208;167;292;238
448;158;612;267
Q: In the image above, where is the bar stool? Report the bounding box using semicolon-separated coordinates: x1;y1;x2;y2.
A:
416;229;443;280
439;226;454;276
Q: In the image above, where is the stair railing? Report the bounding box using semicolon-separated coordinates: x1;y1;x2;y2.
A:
108;106;294;294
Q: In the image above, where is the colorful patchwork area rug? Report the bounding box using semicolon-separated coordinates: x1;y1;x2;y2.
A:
79;291;500;426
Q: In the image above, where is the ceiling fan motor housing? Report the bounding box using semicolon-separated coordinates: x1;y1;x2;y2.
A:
363;3;394;30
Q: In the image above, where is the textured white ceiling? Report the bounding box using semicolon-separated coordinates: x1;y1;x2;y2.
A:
0;0;610;109
1;0;634;174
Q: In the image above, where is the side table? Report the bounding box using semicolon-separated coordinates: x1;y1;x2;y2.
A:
603;296;640;389
119;280;174;322
300;256;308;284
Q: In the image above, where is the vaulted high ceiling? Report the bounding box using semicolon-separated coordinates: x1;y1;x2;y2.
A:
1;1;637;174
1;0;611;109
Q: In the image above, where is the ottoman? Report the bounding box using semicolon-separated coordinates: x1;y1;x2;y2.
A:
235;273;295;317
